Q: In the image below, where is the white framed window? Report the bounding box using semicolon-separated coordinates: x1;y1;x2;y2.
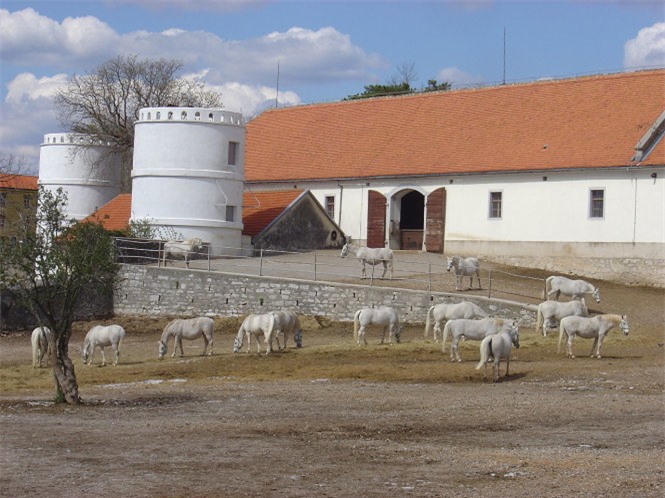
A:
488;191;502;219
325;195;335;219
589;188;604;219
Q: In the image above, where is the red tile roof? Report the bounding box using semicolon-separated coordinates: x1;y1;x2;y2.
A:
82;194;132;231
0;175;38;190
245;70;665;182
242;189;304;236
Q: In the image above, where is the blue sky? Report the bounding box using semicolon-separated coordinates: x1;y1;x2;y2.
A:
1;0;664;172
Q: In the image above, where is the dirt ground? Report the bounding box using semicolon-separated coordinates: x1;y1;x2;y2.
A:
0;272;664;498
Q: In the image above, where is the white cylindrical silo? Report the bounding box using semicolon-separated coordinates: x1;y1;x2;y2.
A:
130;107;245;253
38;133;121;220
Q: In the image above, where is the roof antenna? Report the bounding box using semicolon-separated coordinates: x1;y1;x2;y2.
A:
502;27;506;85
275;59;280;108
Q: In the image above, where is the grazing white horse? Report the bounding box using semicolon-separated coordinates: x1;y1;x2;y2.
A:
475;326;520;383
442;317;518;362
271;310;303;350
82;325;126;366
353;307;401;345
31;326;53;368
545;276;600;304
340;239;393;279
558;314;629;359
424;301;488;342
233;313;276;354
446;256;481;291
162;237;203;268
158;317;214;359
535;300;589;336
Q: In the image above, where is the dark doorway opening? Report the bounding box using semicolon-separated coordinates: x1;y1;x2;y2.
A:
399;190;424;249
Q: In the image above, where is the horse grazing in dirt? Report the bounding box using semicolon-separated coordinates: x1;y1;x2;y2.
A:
233;313;276;354
424;301;488;342
271;310;303;350
83;325;126;366
158;317;214;359
558;314;629;359
535;300;588;336
340;238;393;279
31;326;53;368
545;275;600;305
446;256;481;291
476;325;520;383
353;307;401;345
442;317;518;363
162;237;203;268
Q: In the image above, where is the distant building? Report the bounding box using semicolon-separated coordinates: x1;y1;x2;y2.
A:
0;175;38;245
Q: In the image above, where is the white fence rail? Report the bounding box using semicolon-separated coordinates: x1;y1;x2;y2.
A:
113;238;548;303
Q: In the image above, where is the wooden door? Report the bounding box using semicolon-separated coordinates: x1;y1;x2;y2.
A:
425;187;446;253
367;190;387;248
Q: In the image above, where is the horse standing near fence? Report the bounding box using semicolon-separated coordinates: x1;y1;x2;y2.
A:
158;317;214;359
545;276;600;305
31;326;53;368
558;314;629;359
353;307;401;345
442;317;518;362
233;313;276;354
475;325;520;383
340;238;393;279
446;256;481;291
424;301;488;342
535;300;589;336
82;325;126;366
271;310;303;350
162;238;203;268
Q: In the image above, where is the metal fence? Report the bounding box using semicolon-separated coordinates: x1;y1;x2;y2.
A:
113;238;547;304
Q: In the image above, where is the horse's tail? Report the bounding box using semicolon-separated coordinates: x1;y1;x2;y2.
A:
424;305;435;338
476;336;492;370
31;329;39;368
353;309;362;342
535;304;544;336
557;320;566;354
544;276;554;299
441;320;453;352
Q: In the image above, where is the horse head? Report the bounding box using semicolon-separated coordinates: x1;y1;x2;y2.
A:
620;315;630;335
233;336;243;353
591;287;601;303
81;343;90;364
511;328;520;349
157;340;167;360
294;329;303;348
446;256;457;272
340;244;349;258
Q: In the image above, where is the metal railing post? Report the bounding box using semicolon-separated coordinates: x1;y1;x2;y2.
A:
428;262;432;292
488;269;492;299
259;249;264;276
314;252;317;281
207;244;211;272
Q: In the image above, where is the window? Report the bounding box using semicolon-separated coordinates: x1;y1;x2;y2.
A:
589;189;604;218
325;196;335;219
0;214;5;229
228;141;238;166
23;194;32;209
0;193;6;207
489;191;502;219
225;205;235;222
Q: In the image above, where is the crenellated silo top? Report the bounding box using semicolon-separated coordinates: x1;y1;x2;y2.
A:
137;107;245;126
42;133;114;147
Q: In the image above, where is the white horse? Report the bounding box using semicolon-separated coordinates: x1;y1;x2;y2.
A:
340;239;393;279
558;314;629;359
82;324;126;366
475;326;520;383
233;313;276;354
442;317;517;362
31;326;53;368
446;256;481;290
271;310;303;350
545;276;600;304
535;300;589;336
162;237;203;268
158;316;214;359
353;307;401;345
424;301;488;342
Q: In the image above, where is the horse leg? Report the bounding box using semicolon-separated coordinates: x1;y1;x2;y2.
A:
567;335;575;359
358;325;367;345
493;358;500;383
100;347;106;367
112;344;120;366
505;354;510;378
381;261;387;279
361;261;367;279
594;334;605;358
433;321;442;343
450;337;458;362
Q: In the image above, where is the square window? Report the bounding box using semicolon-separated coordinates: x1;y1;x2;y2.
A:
589;189;604;218
489;191;502;219
23;194;32;209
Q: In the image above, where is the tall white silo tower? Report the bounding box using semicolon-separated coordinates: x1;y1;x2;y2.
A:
39;133;121;220
130;108;245;253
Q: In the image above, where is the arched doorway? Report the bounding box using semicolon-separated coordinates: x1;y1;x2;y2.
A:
389;189;425;250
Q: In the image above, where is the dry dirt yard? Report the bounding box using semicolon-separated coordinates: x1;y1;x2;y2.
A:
0;276;663;498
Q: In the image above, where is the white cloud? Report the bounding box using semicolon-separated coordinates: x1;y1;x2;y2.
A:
5;73;68;104
436;67;485;87
624;22;665;69
107;0;266;12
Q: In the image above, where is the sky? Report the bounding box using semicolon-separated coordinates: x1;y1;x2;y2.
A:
1;0;664;173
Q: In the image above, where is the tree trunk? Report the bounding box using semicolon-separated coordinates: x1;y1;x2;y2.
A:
51;337;81;404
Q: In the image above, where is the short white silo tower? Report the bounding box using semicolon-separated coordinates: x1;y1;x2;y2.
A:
130;108;245;253
39;133;121;220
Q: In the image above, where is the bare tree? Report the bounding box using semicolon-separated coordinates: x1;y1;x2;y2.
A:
0;152;28;182
389;62;418;88
0;187;119;404
54;55;223;191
